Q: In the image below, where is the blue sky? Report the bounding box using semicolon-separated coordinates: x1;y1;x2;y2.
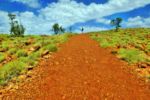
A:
0;0;150;34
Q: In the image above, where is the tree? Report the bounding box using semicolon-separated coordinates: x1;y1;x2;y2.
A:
52;23;60;34
8;13;25;36
60;26;65;33
8;13;16;35
110;17;122;32
52;23;65;34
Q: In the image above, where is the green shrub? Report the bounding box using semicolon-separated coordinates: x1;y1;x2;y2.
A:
0;53;5;63
99;39;116;48
8;48;18;55
118;48;146;64
16;50;28;57
28;51;41;61
0;60;26;85
19;57;37;66
56;33;71;43
0;41;10;51
43;44;57;52
145;44;150;52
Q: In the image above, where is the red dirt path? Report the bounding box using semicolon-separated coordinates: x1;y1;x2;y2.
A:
2;34;150;99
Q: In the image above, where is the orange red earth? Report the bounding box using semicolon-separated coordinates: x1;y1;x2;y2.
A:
1;35;150;100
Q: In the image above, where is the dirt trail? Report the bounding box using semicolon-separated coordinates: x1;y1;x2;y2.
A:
3;34;150;100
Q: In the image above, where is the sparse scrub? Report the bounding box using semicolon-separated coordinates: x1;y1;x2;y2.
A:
0;60;26;85
0;53;5;63
8;48;18;55
90;28;150;65
15;49;28;57
118;48;146;64
43;44;57;52
0;41;10;51
0;33;72;86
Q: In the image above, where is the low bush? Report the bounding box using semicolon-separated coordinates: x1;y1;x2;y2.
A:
0;53;5;63
28;51;41;61
0;60;26;85
16;50;28;58
19;56;37;67
43;44;57;52
0;41;10;51
118;48;146;64
8;48;18;55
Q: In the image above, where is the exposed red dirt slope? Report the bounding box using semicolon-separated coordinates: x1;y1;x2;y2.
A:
2;34;150;100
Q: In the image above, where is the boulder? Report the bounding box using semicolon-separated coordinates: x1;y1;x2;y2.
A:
27;66;34;71
29;45;40;52
0;48;7;52
42;50;49;57
18;75;26;82
138;62;147;68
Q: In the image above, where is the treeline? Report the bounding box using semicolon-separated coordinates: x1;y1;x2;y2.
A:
7;13;123;37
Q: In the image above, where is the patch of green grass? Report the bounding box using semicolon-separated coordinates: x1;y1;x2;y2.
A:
8;48;18;55
0;53;5;63
28;51;41;61
118;48;146;64
145;44;150;52
15;49;28;58
55;33;72;43
0;41;10;51
0;60;26;85
90;28;150;65
43;44;57;52
19;56;37;67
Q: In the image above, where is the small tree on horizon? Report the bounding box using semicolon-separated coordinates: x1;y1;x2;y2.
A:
52;23;65;34
52;23;60;34
8;13;25;37
110;17;123;32
60;26;65;33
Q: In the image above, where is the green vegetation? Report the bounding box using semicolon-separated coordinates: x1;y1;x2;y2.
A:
110;17;123;32
52;23;65;34
0;53;5;63
8;13;25;37
16;50;28;58
8;48;18;55
0;60;26;85
43;44;57;52
0;33;73;85
91;28;150;65
118;48;146;64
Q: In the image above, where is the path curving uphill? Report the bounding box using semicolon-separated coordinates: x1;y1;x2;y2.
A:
2;34;150;100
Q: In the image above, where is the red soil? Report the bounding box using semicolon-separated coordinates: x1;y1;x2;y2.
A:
2;34;150;100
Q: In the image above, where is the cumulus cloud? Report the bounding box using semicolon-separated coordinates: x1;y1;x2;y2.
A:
39;0;150;27
0;0;150;34
96;18;111;25
0;11;9;33
124;16;150;28
11;0;41;8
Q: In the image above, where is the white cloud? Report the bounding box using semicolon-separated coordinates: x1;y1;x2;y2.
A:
96;18;111;25
0;0;150;34
11;0;40;8
59;0;71;3
124;16;150;27
0;11;9;33
38;0;150;29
